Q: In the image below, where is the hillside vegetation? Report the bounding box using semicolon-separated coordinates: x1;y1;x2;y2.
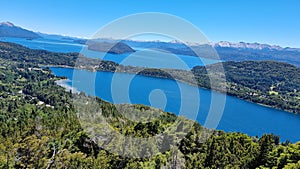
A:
192;61;300;113
0;42;300;168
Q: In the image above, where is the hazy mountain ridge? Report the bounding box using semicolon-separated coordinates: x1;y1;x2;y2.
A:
0;21;41;39
123;40;300;66
211;41;300;52
2;21;300;52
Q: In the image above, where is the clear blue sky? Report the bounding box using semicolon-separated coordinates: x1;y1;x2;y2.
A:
1;0;300;47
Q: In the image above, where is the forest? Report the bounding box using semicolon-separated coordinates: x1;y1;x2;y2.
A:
1;42;300;168
191;61;300;113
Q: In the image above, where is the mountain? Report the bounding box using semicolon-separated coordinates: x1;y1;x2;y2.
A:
37;32;83;41
121;40;300;67
0;21;41;39
87;41;135;54
211;41;300;52
211;42;300;66
1;21;300;66
211;41;283;50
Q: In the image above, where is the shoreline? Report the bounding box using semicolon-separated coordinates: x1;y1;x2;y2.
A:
47;64;298;115
55;79;80;94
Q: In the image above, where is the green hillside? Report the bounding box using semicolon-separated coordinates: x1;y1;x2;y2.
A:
0;43;300;168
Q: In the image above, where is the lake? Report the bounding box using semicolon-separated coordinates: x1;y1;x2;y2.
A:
0;37;219;70
2;37;300;142
51;67;300;142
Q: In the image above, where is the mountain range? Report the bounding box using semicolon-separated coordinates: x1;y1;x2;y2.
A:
1;21;300;66
211;41;300;52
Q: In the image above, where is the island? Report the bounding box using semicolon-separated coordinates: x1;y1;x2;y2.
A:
87;41;135;54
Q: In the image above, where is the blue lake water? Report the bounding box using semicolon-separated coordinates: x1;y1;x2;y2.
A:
2;37;300;142
51;67;300;142
0;37;219;70
0;37;84;53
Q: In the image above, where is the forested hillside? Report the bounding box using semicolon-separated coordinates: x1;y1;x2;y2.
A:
0;43;300;168
192;61;300;113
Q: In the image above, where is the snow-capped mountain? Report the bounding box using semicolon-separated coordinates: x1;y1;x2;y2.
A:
0;21;15;27
167;40;299;52
0;21;41;39
211;41;284;51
